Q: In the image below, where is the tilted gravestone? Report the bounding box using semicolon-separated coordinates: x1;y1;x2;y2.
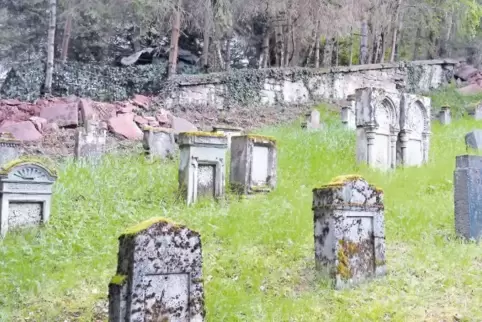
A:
230;135;277;195
301;110;322;130
178;132;228;205
74;120;107;163
438;106;451;125
211;125;243;149
454;155;482;240
0;132;21;166
0;159;57;237
313;175;386;289
143;126;176;159
465;130;482;151
109;217;205;322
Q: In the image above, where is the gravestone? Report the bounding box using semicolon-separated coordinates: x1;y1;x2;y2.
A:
230;135;277;194
341;95;356;130
313;175;386;289
178;132;228;205
438;106;451;125
472;103;482;120
454;155;482;240
465;130;482;151
399;93;431;167
211;125;243;149
302;110;322;130
0;159;57;237
143;126;176;159
74;120;107;163
108;217;205;322
355;87;401;170
0;132;21;166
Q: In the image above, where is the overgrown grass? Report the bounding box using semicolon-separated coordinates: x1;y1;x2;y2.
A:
2;93;482;321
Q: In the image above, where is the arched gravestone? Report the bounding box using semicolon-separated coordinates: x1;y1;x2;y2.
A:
313;175;386;289
399;93;431;167
355;87;401;170
0;159;57;237
108;217;205;322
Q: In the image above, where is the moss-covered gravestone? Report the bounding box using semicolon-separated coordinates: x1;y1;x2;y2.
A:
0;132;21;166
0;159;57;238
230;135;277;194
109;217;205;322
178;132;228;205
438;106;451;125
313;175;386;289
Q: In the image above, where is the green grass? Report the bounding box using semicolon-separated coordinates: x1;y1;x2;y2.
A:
2;91;482;321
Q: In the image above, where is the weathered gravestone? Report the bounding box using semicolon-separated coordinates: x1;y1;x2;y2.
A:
399;93;431;167
211;125;243;149
470;103;482;120
302;110;322;130
108;217;205;322
230;135;277;194
313;175;386;289
178;132;228;205
465;130;482;151
0;132;21;166
341;95;356;130
438;106;451;125
74;120;107;163
454;155;482;240
355;87;401;170
143;126;176;159
0;159;57;238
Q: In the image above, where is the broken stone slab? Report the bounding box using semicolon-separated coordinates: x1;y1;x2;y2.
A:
171;116;198;134
178;132;228;205
465;130;482;151
301;110;322;130
108;113;143;140
40;100;79;128
142;126;176;160
438;106;451;125
313;175;386;289
454;155;482;240
211;125;243;149
0;132;21;167
458;84;482;96
0;159;57;238
74;121;107;164
0;121;42;141
108;217;205;322
230;135;277;194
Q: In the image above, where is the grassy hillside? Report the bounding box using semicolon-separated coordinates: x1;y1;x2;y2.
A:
2;88;482;321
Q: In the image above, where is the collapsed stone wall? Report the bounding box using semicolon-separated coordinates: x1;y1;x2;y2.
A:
160;60;457;109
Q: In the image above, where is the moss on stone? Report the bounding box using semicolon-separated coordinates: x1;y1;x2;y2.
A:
110;274;127;286
0;157;57;177
143;126;173;133
246;134;277;143
315;174;364;190
180;131;225;138
121;217;182;237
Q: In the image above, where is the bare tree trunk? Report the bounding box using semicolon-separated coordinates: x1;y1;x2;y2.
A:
349;27;353;66
290;23;301;66
215;40;225;70
438;10;453;58
372;33;380;64
412;27;421;60
380;32;386;63
60;10;72;63
168;0;182;78
225;36;231;71
360;20;368;64
389;0;402;62
322;38;333;67
283;17;291;67
260;25;270;68
334;38;339;66
201;0;212;71
314;21;321;68
44;0;57;95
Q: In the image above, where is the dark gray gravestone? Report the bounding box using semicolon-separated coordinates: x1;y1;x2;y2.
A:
108;218;205;322
465;130;482;151
454;155;482;240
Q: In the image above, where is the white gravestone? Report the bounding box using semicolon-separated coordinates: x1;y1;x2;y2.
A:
313;175;386;289
211;125;243;149
341;95;356;130
108;217;205;322
143;126;176;159
438;106;451;125
0;159;57;237
230;135;277;194
399;93;431;167
74;120;107;163
178;132;228;205
355;87;401;170
302;110;322;130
